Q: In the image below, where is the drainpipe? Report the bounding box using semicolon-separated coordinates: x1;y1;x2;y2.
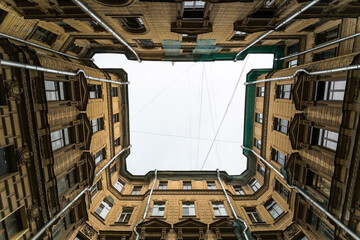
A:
234;0;320;61
216;169;249;240
0;59;130;85
244;64;360;85
71;0;141;63
30;145;132;240
134;169;158;240
241;146;360;240
276;32;360;61
0;32;91;61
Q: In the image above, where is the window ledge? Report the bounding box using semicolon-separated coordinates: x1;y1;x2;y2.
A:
273;211;288;224
90;212;107;224
111;222;131;226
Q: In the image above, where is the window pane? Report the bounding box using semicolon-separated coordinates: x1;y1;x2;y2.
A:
4;211;21;238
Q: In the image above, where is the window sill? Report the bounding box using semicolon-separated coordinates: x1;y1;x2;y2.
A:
111;222;131;226
91;212;107;224
11;228;29;240
180;216;198;220
273;212;288;224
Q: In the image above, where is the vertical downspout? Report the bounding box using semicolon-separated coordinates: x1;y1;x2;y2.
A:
241;146;360;240
216;169;249;240
134;169;158;240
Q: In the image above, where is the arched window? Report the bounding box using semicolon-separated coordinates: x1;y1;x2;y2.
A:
117;17;146;33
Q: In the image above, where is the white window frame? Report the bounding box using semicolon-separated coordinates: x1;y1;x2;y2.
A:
117;208;133;223
151;202;165;217
95;201;112;220
113;179;124;193
182;202;196;216
212;202;228;217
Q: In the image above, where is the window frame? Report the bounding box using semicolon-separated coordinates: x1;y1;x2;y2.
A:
158;181;168;190
50;128;71;151
265;199;284;220
131;186;142;195
95;200;112;220
234;186;245;195
151;202;166;217
249;179;261;192
255;113;263;124
182;201;196;216
207;181;217;190
212;202;228;217
274;117;289;135
183;181;192;190
113;178;125;193
117;208;133;223
245;207;264;223
272;148;286;166
276;84;292;99
94;148;105;165
44;80;68;101
88;84;102;99
256;86;265;97
254;138;261;150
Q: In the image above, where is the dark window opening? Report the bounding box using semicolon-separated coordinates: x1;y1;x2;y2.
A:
256;86;265;97
314;80;346;101
0;209;24;240
257;164;265;176
182;34;197;42
92;118;104;133
51;128;71;151
117;17;146;33
254;138;261;149
114;138;121;148
88;84;102;99
182;1;205;19
67;43;83;54
113;114;119;123
54;20;78;32
30;27;58;45
276;84;291;99
135;39;154;48
44;81;69;101
94;148;106;165
255;113;263;124
287;42;299;55
315;26;339;45
111;87;118;97
0;9;8;25
305;169;331;198
275;180;290;201
274;118;289;134
57;170;76;196
313;48;337;61
0;146;14;177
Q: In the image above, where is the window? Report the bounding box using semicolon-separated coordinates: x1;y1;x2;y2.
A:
117;17;146;33
183;181;192;190
92;118;104;133
0;9;8;25
287;59;298;68
275;180;290;200
272;148;286;166
152;202;165;216
287;42;299;55
113;114;119;123
314;80;346;101
94;148;105;165
254;138;261;150
31;26;58;45
54;20;77;32
207;181;217;189
265;199;284;220
276;84;291;99
52;213;71;240
256;86;265;97
114;179;124;193
44;81;68;101
132;186;142;195
246;207;263;223
88;84;102;99
257;164;265;176
249;179;261;192
117;208;133;223
110;165;116;175
234;186;245;195
274;117;290;135
51;128;70;151
158;181;168;190
57;170;76;196
307;211;334;240
255;113;263;124
315;26;339;45
231;31;247;41
0;146;12;177
95;200;112;220
111;87;118;97
114;138;121;148
183;1;205;20
182;34;197;42
90;181;101;199
212;202;227;217
313;48;337;61
67;43;83;54
182;202;195;216
135;39;154;48
0;209;24;240
310;127;339;151
306;169;331;198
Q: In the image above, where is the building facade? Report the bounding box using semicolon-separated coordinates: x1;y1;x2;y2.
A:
0;0;360;240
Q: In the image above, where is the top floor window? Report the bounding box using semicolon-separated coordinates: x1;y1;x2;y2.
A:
212;202;227;217
315;26;339;45
158;181;167;190
183;181;192;190
152;202;165;216
207;181;217;189
182;202;195;216
249;179;261;192
111;87;118;97
256;86;265;97
276;84;291;99
114;179;124;193
313;48;337;62
314;80;346;101
183;1;205;19
89;84;102;99
265;199;284;220
254;138;261;150
30;26;58;45
255;113;263;124
132;186;142;195
117;17;146;33
234;186;245;195
51;128;70;151
44;81;68;101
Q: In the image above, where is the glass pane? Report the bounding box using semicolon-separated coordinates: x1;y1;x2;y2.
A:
45;81;56;90
52;140;63;151
4;211;21;238
63;128;70;145
0;147;11;176
57;175;68;195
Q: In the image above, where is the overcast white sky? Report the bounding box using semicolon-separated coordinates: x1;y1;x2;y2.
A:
94;54;273;175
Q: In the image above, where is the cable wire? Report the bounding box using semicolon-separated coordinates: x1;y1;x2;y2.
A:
131;63;195;120
195;63;206;169
200;56;250;170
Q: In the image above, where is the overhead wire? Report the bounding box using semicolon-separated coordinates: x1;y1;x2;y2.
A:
188;69;193;170
195;63;206;169
200;56;250;170
130;130;242;144
204;64;221;169
130;63;195;120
